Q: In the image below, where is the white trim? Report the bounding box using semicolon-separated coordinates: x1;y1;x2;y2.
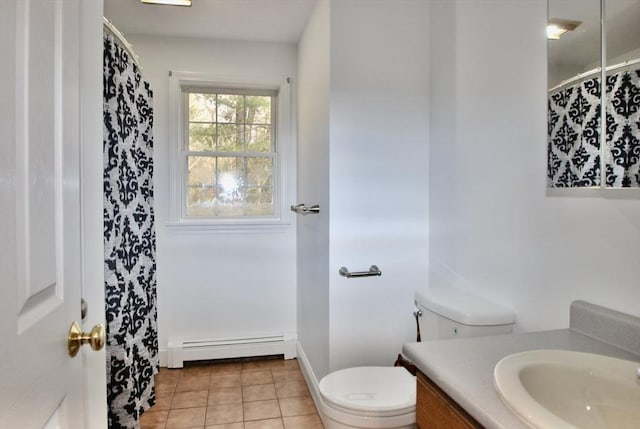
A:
168;71;294;231
166;332;298;368
165;220;291;234
159;347;169;367
296;342;323;411
546;186;640;199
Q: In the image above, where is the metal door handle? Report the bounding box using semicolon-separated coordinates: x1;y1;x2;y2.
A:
67;321;105;357
291;203;320;215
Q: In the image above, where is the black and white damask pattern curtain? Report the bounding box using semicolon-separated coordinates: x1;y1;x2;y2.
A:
605;68;640;186
547;77;601;187
548;66;640;187
103;32;158;428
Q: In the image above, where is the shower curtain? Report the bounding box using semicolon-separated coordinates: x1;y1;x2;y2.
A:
103;32;158;428
605;68;640;187
548;66;640;187
547;77;601;187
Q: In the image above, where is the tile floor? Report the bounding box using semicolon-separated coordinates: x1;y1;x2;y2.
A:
140;357;325;429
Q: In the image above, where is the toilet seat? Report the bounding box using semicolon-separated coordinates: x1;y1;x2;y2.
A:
319;367;416;417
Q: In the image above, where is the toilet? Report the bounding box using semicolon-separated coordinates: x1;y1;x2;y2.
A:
317;287;515;429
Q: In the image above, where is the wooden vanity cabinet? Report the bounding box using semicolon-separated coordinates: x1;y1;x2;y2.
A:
416;370;484;429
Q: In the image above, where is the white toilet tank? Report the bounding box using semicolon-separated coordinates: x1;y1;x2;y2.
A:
415;288;515;341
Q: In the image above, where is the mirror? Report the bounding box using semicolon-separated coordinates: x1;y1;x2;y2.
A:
547;0;602;188
604;0;640;187
547;0;640;188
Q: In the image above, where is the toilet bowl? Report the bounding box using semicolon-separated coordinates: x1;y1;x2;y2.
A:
317;287;515;429
318;366;416;429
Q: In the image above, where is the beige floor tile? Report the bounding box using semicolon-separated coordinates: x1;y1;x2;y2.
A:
278;397;316;417
154;368;182;384
274;381;310;399
171;390;209;409
242;359;286;372
205;423;244;429
210;362;242;375
140;410;168;429
208;386;242;405
156;376;179;393
243;400;281;421
282;360;299;371
181;365;213;377
153;357;321;429
205;403;244;426
271;370;304;384
244;418;284;429
210;373;242;389
176;375;211;392
165;407;206;429
242;384;277;402
157;368;182;381
282;414;324;429
153;389;174;411
242;370;273;386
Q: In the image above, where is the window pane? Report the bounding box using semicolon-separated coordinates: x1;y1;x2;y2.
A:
182;89;277;219
246;124;271;152
216;199;246;217
245;95;271;124
186;187;216;217
217;94;245;123
189;93;216;122
186;157;216;216
216;157;246;205
246;157;272;186
217;123;244;152
187;156;215;186
247;157;273;216
189;123;216;151
246;186;273;216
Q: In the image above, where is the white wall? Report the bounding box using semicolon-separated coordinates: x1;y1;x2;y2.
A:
328;0;430;372
429;0;640;332
297;0;430;380
125;34;299;359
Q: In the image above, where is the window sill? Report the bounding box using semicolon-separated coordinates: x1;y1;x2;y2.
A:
165;218;292;233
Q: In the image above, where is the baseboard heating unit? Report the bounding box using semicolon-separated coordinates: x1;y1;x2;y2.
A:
167;332;297;368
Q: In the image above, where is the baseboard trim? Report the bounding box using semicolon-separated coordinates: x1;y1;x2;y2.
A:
295;342;324;415
159;348;168;367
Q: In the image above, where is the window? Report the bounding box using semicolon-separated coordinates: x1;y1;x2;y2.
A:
184;88;277;217
168;72;293;229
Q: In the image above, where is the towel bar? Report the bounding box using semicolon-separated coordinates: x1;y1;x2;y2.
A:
338;265;382;278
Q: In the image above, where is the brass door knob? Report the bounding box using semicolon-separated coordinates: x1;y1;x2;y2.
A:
67;321;105;357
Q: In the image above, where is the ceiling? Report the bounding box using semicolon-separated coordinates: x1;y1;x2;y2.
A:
106;0;639;68
549;0;640;70
104;0;317;44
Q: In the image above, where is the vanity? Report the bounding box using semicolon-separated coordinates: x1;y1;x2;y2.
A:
416;370;482;429
403;301;640;429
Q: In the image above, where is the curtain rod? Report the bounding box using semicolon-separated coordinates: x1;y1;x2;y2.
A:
549;57;640;93
103;17;141;68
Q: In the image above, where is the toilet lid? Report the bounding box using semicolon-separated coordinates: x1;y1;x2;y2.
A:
319;367;416;415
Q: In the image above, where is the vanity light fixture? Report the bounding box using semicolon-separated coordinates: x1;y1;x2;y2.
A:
547;18;581;40
141;0;192;6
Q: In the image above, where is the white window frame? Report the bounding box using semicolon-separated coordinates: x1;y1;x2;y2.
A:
168;72;294;230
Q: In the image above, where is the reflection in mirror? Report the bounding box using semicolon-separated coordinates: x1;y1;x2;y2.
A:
547;0;601;188
605;0;640;187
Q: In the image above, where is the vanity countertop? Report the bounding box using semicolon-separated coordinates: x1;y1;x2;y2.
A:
402;329;640;429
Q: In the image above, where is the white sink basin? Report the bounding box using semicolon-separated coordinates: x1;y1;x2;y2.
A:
494;350;640;429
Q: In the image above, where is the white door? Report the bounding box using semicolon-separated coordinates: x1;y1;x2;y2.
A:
0;1;104;428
